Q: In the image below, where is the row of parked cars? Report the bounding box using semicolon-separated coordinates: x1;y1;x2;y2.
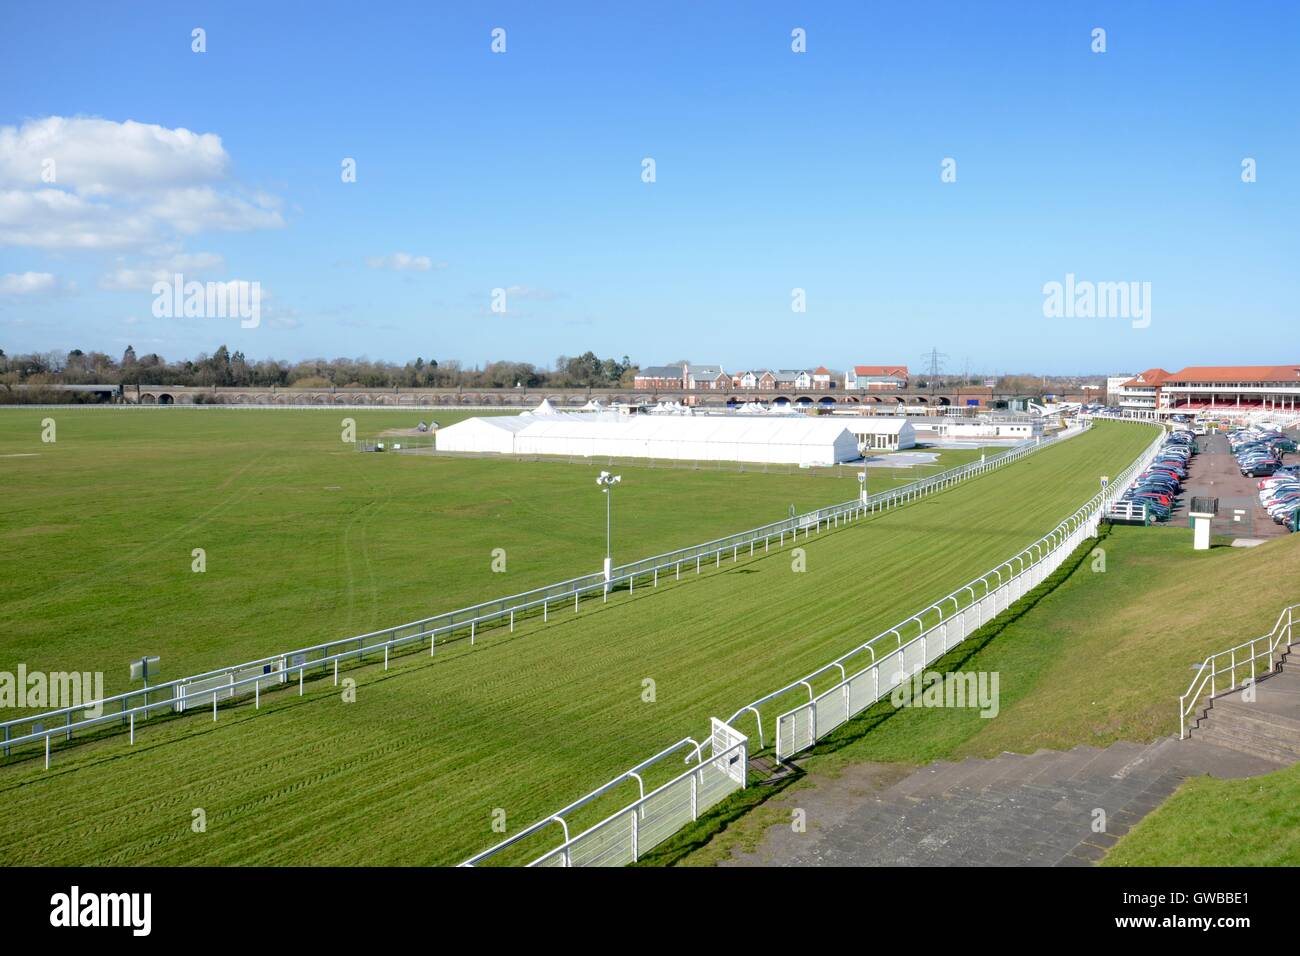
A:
1228;426;1298;478
1115;430;1197;521
1258;472;1300;529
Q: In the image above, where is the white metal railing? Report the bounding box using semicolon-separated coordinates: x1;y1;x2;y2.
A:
461;719;747;868
732;423;1166;761
460;419;1158;866
1;425;1088;766
1179;602;1298;739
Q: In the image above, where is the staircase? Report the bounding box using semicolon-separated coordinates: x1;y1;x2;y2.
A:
1189;645;1300;763
722;641;1300;868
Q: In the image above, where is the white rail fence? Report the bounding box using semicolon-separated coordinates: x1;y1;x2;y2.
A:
1;425;1087;766
1179;603;1298;739
750;427;1166;761
461;419;1163;866
461;719;748;868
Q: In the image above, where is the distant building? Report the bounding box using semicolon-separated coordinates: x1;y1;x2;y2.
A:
1158;365;1300;415
633;365;685;390
775;369;812;390
1115;368;1172;417
1105;375;1134;405
685;364;729;390
845;365;909;390
811;366;839;391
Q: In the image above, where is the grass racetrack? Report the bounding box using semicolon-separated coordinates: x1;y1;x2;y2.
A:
0;406;981;702
0;412;1155;866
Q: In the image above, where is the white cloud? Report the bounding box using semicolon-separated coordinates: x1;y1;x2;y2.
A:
0;117;284;250
100;251;227;291
0;271;58;294
366;252;445;272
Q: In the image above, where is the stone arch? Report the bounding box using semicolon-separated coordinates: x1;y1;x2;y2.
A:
157;393;174;405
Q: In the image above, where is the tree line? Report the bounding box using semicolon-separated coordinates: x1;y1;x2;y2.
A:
0;347;640;394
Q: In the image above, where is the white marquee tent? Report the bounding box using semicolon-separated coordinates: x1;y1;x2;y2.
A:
434;415;534;454
437;413;863;465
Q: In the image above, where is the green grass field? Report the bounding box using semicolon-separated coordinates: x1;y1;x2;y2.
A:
0;412;1154;866
0;407;990;705
1102;762;1300;866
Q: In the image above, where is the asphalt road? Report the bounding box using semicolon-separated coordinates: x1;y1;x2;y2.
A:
1173;432;1291;540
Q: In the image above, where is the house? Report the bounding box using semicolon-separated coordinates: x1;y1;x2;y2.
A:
845;365;909;390
775;369;812;390
633;365;686;390
735;369;777;390
686;364;729;390
811;366;838;391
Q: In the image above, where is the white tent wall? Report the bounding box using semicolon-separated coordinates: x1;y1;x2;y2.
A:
434;416;531;453
505;416;859;465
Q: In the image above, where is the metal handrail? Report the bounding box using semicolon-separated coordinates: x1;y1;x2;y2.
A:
1178;603;1298;738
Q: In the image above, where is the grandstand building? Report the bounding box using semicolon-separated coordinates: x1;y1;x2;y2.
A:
1115;364;1300;418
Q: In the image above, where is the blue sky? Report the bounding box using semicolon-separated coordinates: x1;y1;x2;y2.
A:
0;1;1296;375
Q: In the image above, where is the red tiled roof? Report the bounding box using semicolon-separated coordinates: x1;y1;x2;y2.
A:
854;365;908;377
1120;368;1172;388
1164;365;1300;383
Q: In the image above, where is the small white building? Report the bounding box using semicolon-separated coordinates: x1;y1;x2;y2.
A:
841;417;916;451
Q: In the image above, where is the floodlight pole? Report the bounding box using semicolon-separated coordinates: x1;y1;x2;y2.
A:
596;471;621;589
605;483;612;583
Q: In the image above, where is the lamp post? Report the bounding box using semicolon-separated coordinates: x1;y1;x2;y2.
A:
596;470;621;586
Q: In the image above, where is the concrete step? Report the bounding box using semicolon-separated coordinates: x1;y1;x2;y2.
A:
1194;726;1295;765
1212;700;1300;744
1070;740;1149;781
1155;737;1287;778
1029;747;1112;787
